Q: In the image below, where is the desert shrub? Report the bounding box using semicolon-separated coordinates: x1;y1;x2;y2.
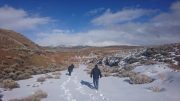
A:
33;67;52;75
17;73;31;80
49;68;56;72
140;59;156;65
4;68;14;73
15;58;24;65
160;50;169;56
15;71;23;76
33;89;48;98
30;67;36;74
147;86;165;92
143;60;156;65
45;74;53;79
102;72;111;77
101;67;109;73
1;79;19;89
37;77;46;82
9;89;47;101
42;69;51;74
164;59;173;63
129;74;153;84
52;71;61;75
0;79;3;83
124;57;138;64
25;69;34;75
124;71;136;77
0;72;8;79
169;64;180;70
117;69;137;78
54;75;60;79
8;72;17;80
9;97;40;101
0;73;3;79
174;56;180;65
123;64;136;71
112;68;121;73
35;70;44;75
151;86;161;92
142;48;158;57
158;73;166;81
10;63;19;68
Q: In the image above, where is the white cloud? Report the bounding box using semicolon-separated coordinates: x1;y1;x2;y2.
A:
91;8;156;26
36;29;133;46
36;1;180;46
0;5;52;31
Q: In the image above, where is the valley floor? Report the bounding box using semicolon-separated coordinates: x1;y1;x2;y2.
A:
1;64;180;101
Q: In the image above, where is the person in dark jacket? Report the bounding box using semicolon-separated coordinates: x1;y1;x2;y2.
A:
90;64;102;90
0;94;3;101
68;64;74;76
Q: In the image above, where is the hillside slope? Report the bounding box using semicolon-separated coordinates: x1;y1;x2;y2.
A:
0;29;68;81
0;29;39;49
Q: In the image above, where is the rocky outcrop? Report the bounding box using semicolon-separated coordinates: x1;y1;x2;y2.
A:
103;57;122;67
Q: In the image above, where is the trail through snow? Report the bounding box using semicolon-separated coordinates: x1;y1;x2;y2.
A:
58;64;109;101
1;64;180;101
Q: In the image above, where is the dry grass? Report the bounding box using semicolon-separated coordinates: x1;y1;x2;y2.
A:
29;55;50;67
1;79;19;89
129;74;153;84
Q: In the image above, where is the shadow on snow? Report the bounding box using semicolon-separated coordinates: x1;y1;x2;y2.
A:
80;80;94;89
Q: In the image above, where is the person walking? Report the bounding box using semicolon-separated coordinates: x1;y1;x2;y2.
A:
0;94;3;101
90;64;102;90
68;64;74;76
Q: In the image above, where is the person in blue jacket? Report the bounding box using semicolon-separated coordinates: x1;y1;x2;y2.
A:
90;64;102;90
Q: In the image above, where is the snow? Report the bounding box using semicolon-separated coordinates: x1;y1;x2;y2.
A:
133;63;180;100
133;63;172;77
1;64;180;101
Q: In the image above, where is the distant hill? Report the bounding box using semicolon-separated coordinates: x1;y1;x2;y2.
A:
0;28;39;49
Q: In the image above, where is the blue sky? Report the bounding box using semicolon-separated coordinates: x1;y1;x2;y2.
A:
0;0;180;46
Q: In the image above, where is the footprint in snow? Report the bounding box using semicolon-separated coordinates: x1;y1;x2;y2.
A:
96;91;110;101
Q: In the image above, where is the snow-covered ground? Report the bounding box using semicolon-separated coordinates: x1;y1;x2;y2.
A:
1;64;180;101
